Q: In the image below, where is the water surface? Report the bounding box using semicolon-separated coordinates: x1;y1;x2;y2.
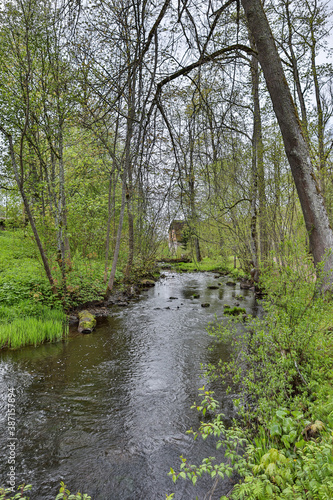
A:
0;272;256;499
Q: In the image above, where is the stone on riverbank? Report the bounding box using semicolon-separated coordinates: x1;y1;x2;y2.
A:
78;310;96;334
140;279;155;287
240;279;253;290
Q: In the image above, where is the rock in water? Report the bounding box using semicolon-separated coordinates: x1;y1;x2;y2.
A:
139;279;155;287
78;310;96;334
240;279;252;289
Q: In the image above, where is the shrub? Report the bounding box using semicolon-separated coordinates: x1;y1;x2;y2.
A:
169;254;333;498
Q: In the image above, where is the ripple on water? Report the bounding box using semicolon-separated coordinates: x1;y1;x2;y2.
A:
0;272;257;499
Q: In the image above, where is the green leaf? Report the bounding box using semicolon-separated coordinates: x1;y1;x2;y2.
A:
269;423;282;437
276;409;289;419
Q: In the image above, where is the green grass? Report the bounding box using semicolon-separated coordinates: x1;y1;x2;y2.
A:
0;230;110;309
0;230;68;348
170;256;228;272
0;229;129;348
0;315;68;349
167;256;247;277
0;302;68;349
0;230;42;279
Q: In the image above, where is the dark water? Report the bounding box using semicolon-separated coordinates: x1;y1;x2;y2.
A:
0;272;257;499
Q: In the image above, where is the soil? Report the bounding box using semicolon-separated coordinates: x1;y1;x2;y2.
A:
67;284;147;326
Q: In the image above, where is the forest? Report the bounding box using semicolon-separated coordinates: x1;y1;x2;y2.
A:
0;0;333;498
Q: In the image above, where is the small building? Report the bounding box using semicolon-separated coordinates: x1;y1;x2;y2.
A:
168;220;187;253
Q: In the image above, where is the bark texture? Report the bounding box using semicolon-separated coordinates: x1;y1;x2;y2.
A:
241;0;333;284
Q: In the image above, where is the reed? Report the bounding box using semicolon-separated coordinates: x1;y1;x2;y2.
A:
0;304;68;349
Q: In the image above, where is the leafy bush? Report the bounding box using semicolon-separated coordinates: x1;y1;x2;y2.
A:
0;485;31;500
169;253;333;498
0;483;91;500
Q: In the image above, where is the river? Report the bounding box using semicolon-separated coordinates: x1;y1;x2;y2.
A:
0;272;257;499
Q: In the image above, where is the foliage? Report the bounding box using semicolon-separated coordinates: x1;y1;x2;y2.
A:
0;231;119;310
0;303;68;349
2;314;65;350
55;482;91;500
171;256;231;273
0;483;91;500
169;252;333;498
223;305;246;316
0;485;31;500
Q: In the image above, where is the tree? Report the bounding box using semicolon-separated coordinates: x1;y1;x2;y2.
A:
0;0;58;293
241;0;333;288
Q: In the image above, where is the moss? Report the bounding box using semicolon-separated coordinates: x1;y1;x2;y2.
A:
224;306;246;317
139;279;155;287
78;310;96;333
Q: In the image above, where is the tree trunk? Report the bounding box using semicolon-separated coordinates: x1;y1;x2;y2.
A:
124;70;135;280
188;125;202;262
310;32;325;193
250;44;267;266
105;88;133;296
5;132;57;294
105;167;127;297
125;191;134;280
57;128;68;292
285;0;309;136
241;0;333;287
250;53;259;280
104;167;116;283
125;148;134;279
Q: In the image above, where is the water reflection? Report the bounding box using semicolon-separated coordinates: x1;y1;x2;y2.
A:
0;272;257;499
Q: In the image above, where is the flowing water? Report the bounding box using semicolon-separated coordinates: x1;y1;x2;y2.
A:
0;272;258;499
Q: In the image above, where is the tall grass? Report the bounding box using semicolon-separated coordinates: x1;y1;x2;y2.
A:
0;303;68;349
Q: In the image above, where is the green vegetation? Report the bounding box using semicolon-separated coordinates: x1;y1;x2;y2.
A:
0;230;107;348
0;483;91;500
0;302;67;349
0;0;332;495
223;305;246;316
166;255;246;277
169;252;333;498
0;231;111;308
0;227;159;348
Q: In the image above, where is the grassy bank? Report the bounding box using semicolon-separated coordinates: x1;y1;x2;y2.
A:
161;255;246;278
0;301;68;349
0;230;108;349
0;229;157;349
169;252;333;499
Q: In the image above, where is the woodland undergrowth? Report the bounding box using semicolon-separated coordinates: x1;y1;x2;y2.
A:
0;230;118;348
168;250;333;499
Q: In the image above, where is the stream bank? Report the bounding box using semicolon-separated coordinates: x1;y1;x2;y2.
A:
0;272;257;499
